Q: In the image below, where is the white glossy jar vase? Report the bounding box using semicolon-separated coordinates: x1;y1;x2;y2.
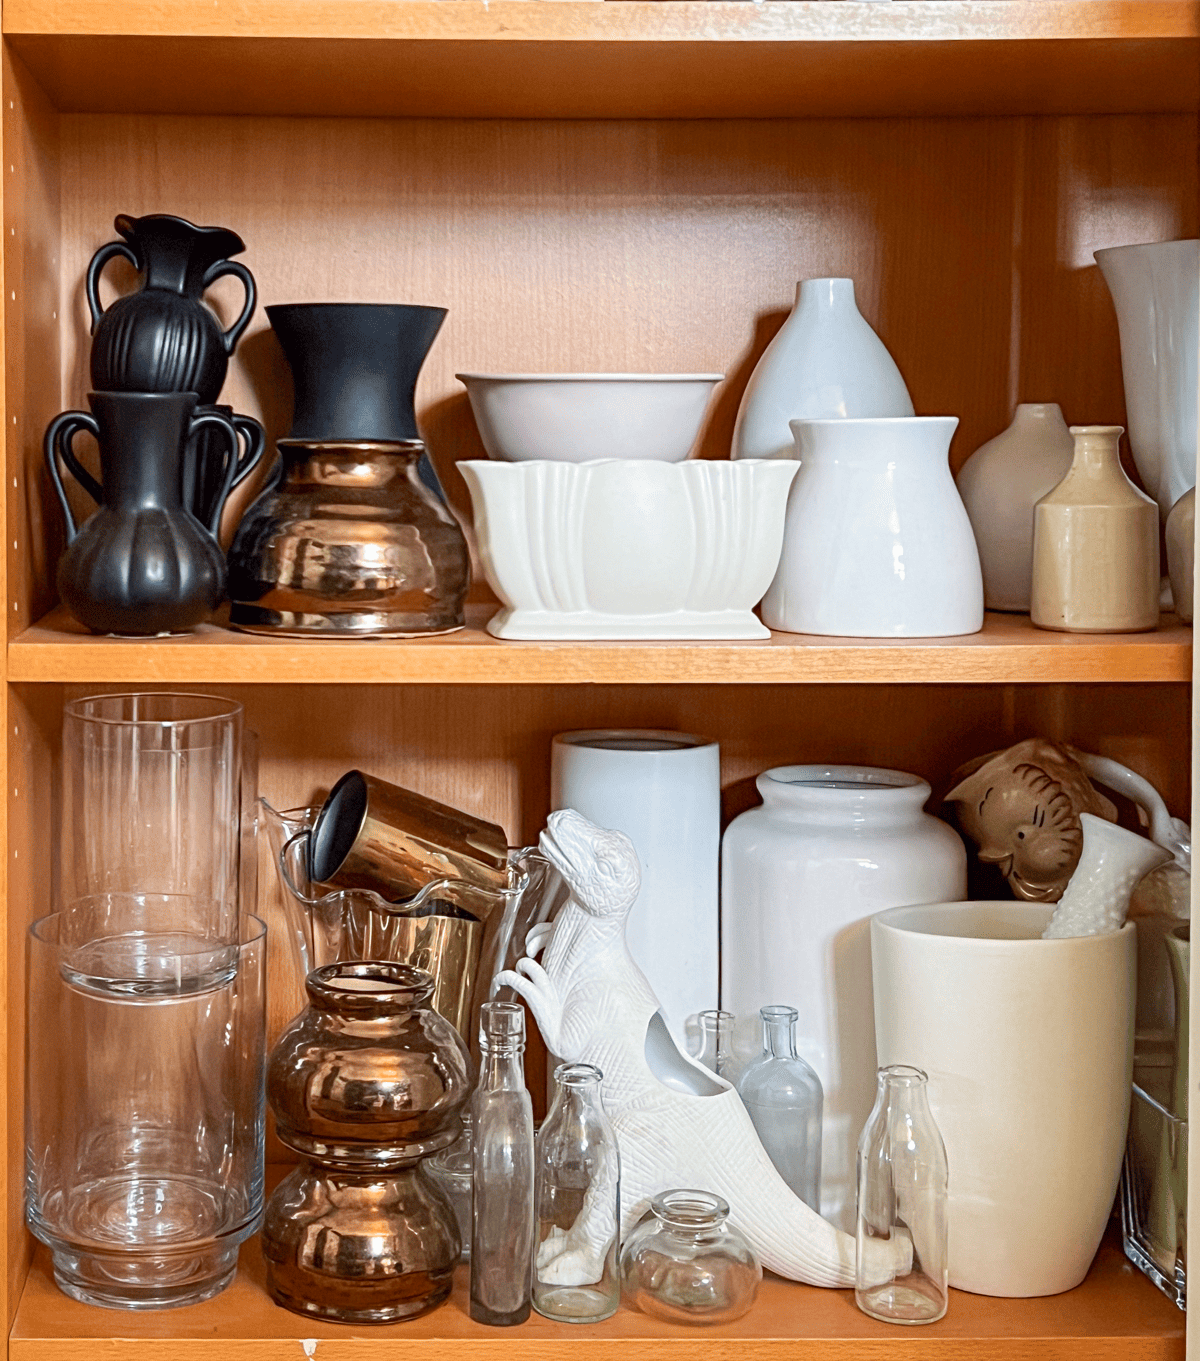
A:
761;417;984;638
720;765;967;1232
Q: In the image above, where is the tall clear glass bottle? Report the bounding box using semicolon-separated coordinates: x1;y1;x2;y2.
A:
533;1063;621;1323
736;1005;823;1211
470;1002;534;1325
696;1009;735;1077
856;1065;948;1325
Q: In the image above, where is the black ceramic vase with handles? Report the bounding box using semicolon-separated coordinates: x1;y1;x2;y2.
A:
45;392;239;635
184;405;267;532
86;213;257;402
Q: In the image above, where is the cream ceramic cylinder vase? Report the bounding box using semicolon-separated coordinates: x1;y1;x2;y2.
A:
1095;238;1198;519
955;404;1075;612
550;730;719;1046
871;902;1135;1297
720;765;967;1232
1030;425;1159;633
761;417;984;638
731;278;913;462
1166;487;1195;623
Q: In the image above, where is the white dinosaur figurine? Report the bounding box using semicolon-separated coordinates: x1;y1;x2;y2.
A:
494;808;909;1289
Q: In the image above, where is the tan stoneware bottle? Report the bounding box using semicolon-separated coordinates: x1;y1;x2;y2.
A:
1030;424;1159;633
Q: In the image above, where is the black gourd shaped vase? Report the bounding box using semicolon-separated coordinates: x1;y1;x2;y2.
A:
86;213;257;402
45;392;239;635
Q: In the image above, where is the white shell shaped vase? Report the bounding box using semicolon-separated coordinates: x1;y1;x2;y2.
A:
871;901;1134;1297
460;458;799;640
1095;239;1199;519
732;277;914;462
761;417;984;638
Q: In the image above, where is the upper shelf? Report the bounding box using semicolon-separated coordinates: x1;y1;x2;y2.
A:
7;605;1192;686
5;0;1199;119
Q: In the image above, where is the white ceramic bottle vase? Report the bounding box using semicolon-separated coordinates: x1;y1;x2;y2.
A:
550;730;719;1046
1030;425;1160;634
1095;238;1199;519
731;278;914;462
720;764;967;1232
761;417;984;638
955;404;1075;612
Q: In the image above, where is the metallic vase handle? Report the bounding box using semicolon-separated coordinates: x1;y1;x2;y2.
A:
187;410;240;538
44;411;102;543
202;259;257;355
84;240;139;333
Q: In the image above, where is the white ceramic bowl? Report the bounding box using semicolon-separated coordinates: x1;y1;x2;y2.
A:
456;373;723;463
459;458;799;639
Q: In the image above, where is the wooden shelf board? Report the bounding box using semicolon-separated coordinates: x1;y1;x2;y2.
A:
5;605;1193;686
8;1236;1185;1360
5;2;1199;119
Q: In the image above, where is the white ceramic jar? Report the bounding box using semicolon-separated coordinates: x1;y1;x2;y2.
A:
871;902;1135;1297
720;765;967;1232
761;417;984;638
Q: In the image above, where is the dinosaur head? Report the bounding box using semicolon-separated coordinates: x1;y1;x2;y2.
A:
539;809;641;918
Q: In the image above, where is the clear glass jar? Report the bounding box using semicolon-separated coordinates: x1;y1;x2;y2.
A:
470;1002;535;1325
620;1189;761;1325
737;1005;823;1211
695;1009;735;1077
533;1062;620;1322
856;1064;948;1325
427;1115;473;1263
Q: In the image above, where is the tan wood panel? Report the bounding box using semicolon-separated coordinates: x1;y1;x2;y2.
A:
8;606;1195;685
4;3;1200;120
8;1235;1185;1360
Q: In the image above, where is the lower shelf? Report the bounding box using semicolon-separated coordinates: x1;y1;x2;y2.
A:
9;1233;1185;1359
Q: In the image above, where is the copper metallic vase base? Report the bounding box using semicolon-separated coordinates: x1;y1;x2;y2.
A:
228;607;465;638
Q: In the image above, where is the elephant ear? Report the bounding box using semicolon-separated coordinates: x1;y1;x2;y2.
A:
945;749;1005;804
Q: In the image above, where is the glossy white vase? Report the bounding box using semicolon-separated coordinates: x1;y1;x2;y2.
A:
955;404;1075;611
761;417;984;638
1095;238;1199;519
872;902;1134;1297
460;458;798;640
720;764;967;1232
550;730;719;1046
731;278;914;462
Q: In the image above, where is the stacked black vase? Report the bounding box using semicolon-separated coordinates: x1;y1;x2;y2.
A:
44;213;266;635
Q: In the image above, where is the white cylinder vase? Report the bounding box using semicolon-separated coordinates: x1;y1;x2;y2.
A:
551;730;720;1045
871;902;1135;1296
720;765;967;1231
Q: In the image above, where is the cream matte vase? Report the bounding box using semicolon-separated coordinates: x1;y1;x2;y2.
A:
1030;425;1159;633
1166;487;1195;623
731;277;913;462
871;902;1135;1297
1095;239;1198;520
720;765;967;1232
762;417;984;638
955;404;1075;612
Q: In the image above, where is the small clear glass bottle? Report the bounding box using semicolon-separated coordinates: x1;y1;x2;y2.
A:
533;1063;621;1322
428;1115;473;1263
695;1009;735;1077
470;1002;535;1326
620;1189;761;1325
856;1064;948;1325
737;1005;823;1211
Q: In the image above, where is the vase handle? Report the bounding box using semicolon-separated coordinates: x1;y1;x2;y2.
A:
188;410;241;539
203;259;257;355
85;241;139;334
230;413;268;491
44;411;102;544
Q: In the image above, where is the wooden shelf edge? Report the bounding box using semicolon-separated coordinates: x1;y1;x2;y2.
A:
4;607;1192;686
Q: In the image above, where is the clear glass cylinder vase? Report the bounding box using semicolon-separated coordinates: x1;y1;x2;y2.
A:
856;1064;948;1325
533;1062;620;1322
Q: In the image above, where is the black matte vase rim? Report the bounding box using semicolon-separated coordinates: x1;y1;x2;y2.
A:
114;213;246;260
267;302;448;319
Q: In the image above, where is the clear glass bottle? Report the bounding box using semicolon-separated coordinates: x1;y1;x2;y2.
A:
856;1064;948;1325
620;1189;761;1325
736;1005;823;1211
696;1009;735;1077
533;1062;621;1322
428;1115;473;1263
470;1002;535;1325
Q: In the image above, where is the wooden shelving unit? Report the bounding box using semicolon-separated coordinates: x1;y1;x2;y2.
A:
2;2;1196;1357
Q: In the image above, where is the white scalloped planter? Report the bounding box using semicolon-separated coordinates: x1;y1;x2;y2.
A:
460;459;799;639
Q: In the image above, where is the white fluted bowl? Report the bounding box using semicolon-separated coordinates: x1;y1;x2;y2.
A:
456;373;723;463
460;459;799;639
